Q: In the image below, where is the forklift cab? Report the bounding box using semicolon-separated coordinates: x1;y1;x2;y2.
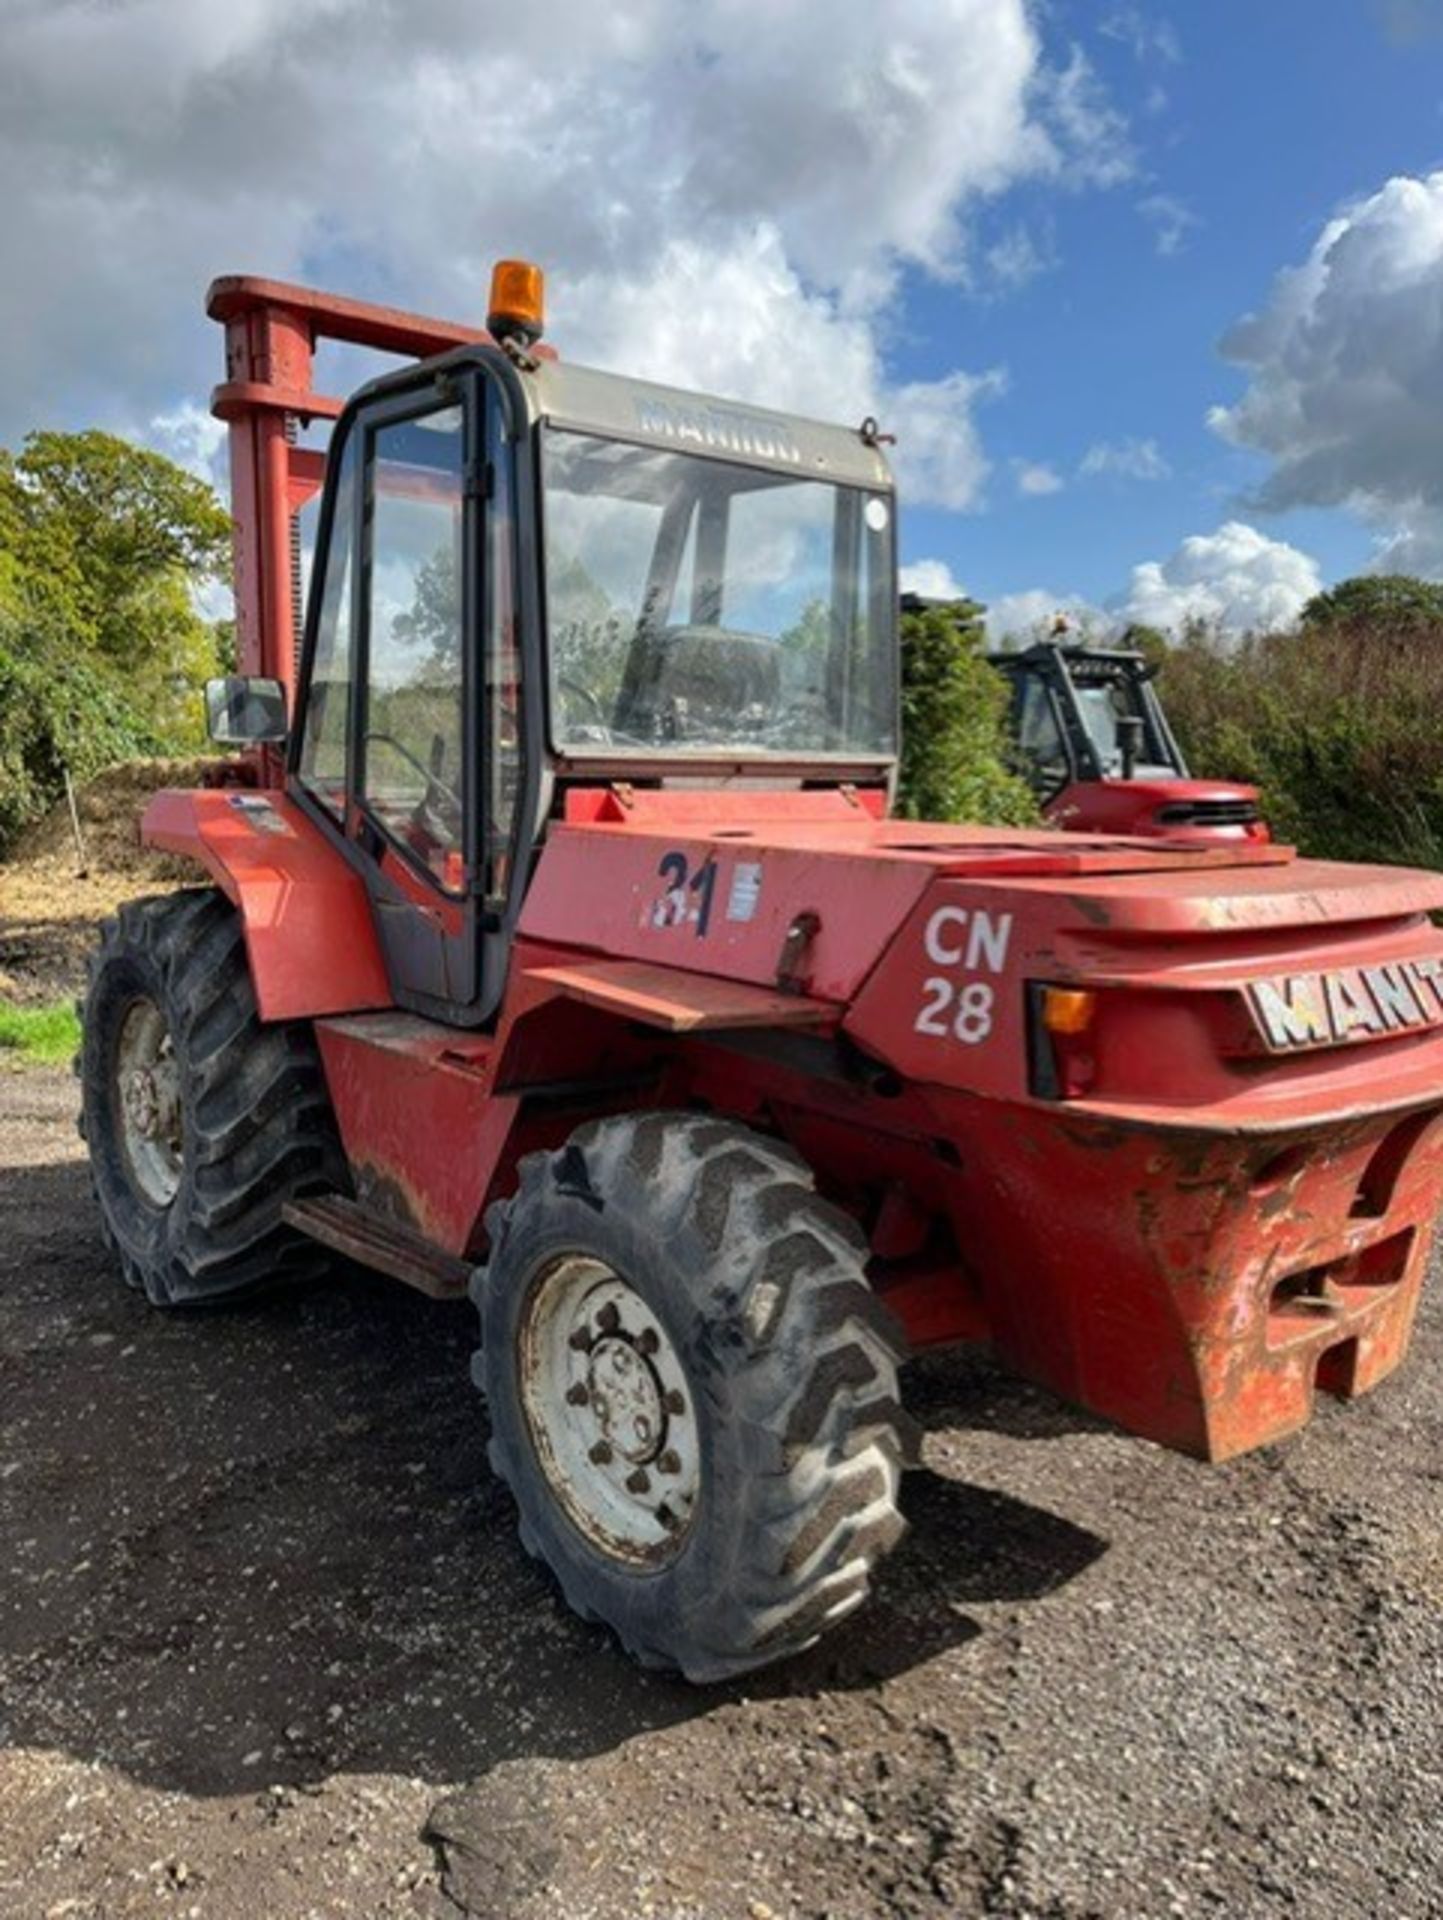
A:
988;640;1185;800
215;293;898;1030
984;638;1268;843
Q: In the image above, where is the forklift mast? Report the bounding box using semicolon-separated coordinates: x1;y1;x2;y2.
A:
209;276;504;707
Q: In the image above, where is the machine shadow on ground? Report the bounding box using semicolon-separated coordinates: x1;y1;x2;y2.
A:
0;1150;1108;1804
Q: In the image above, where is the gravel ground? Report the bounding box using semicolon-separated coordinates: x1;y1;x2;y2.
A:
1;1064;1441;1920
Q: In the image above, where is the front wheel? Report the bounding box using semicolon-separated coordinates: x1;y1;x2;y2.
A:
474;1112;915;1681
78;889;346;1306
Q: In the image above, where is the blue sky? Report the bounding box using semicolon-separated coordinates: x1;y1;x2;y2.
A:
897;0;1443;623
2;0;1441;639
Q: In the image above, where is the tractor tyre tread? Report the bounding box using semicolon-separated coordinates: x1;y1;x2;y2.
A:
78;887;347;1307
474;1110;911;1683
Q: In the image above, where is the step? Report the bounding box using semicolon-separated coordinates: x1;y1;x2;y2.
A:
284;1193;471;1300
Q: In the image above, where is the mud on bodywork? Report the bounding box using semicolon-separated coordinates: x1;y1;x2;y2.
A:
839;850;1443;1459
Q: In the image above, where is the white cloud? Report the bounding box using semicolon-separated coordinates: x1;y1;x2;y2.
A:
983;222;1057;292
1079;436;1170;481
1373;520;1443;577
900;559;967;600
1014;459;1064;497
147;402;228;487
1117;521;1321;634
1101;9;1182;65
1210;171;1443;578
1037;48;1135;190
984;588;1106;646
887;370;1009;511
1137;192;1198;258
0;0;1130;514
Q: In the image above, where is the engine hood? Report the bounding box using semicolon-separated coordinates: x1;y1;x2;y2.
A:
520;788;1437;1014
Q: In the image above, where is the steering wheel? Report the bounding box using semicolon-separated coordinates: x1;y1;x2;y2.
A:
364;730;463;829
559;676;610;727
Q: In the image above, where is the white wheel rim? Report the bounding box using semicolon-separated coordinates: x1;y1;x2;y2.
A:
518;1254;701;1567
115;997;183;1209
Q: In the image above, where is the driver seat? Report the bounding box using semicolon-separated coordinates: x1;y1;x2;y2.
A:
626;624;781;733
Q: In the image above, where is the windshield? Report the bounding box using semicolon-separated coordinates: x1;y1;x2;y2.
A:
542;429;896;758
1073;677;1176;778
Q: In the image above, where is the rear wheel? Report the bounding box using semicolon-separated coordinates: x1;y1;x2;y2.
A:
474;1112;915;1681
79;888;346;1306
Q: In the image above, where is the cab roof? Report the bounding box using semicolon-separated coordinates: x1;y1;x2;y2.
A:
524;358;896;492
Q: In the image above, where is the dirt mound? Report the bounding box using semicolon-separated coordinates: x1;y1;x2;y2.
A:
2;758;220;1006
11;756;220;872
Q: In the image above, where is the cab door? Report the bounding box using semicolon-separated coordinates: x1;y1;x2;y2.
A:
291;363;525;1026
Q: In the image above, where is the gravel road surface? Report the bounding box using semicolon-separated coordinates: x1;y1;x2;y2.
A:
2;1066;1440;1920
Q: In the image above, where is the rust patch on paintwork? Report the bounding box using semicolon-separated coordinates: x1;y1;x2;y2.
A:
1057;1119;1134;1152
1258;1184;1302;1222
352;1163;428;1236
1066;893;1113;928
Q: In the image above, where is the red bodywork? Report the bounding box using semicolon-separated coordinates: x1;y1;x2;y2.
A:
1046;776;1270;844
150;275;1443;1467
144;773;1443;1464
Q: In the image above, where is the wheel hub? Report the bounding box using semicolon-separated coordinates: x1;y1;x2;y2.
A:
114;998;183;1208
519;1256;700;1565
587;1336;665;1464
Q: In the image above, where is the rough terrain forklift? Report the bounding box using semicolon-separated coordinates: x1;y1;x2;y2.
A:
986;631;1267;842
80;264;1443;1680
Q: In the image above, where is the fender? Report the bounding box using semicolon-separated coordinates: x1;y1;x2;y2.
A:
142;788;392;1022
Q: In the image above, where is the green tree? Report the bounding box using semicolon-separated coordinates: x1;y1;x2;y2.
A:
897;597;1038;826
0;428;231;848
0;604;156;848
1117;621;1169;674
1299;573;1443;632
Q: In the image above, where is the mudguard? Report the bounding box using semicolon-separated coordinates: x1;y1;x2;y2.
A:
142;788;391;1022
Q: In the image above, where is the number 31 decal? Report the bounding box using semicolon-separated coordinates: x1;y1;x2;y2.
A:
652;851;719;937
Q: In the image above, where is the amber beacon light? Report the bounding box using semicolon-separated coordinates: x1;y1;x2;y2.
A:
487;259;546;345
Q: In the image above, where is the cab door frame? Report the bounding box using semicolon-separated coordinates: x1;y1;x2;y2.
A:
287;345;543;1029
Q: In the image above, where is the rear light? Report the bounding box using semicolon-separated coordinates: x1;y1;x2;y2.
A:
1042;986;1096;1035
1029;982;1099;1099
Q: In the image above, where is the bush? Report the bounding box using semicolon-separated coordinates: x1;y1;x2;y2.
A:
897;598;1038;826
0;428;230;851
1162;617;1443;867
0;606;158;851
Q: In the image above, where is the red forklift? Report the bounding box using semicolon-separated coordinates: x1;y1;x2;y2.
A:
905;597;1264;843
988;631;1268;843
77;264;1443;1681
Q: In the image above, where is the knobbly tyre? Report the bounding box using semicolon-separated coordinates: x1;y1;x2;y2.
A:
79;262;1443;1681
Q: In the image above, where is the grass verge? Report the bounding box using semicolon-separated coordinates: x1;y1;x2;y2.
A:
0;999;81;1068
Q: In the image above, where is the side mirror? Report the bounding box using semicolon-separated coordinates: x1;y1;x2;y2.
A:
204;675;289;746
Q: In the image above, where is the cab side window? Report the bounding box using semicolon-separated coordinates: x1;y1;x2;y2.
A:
1016;677;1070;796
297;434;357;816
360;405;466;892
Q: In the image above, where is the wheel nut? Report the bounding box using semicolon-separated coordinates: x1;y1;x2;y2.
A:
625;1468;651;1495
658;1449;681;1476
589;1440;613;1465
565;1381;589;1406
597;1302;621;1333
635;1326;659;1356
664;1388;686;1416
